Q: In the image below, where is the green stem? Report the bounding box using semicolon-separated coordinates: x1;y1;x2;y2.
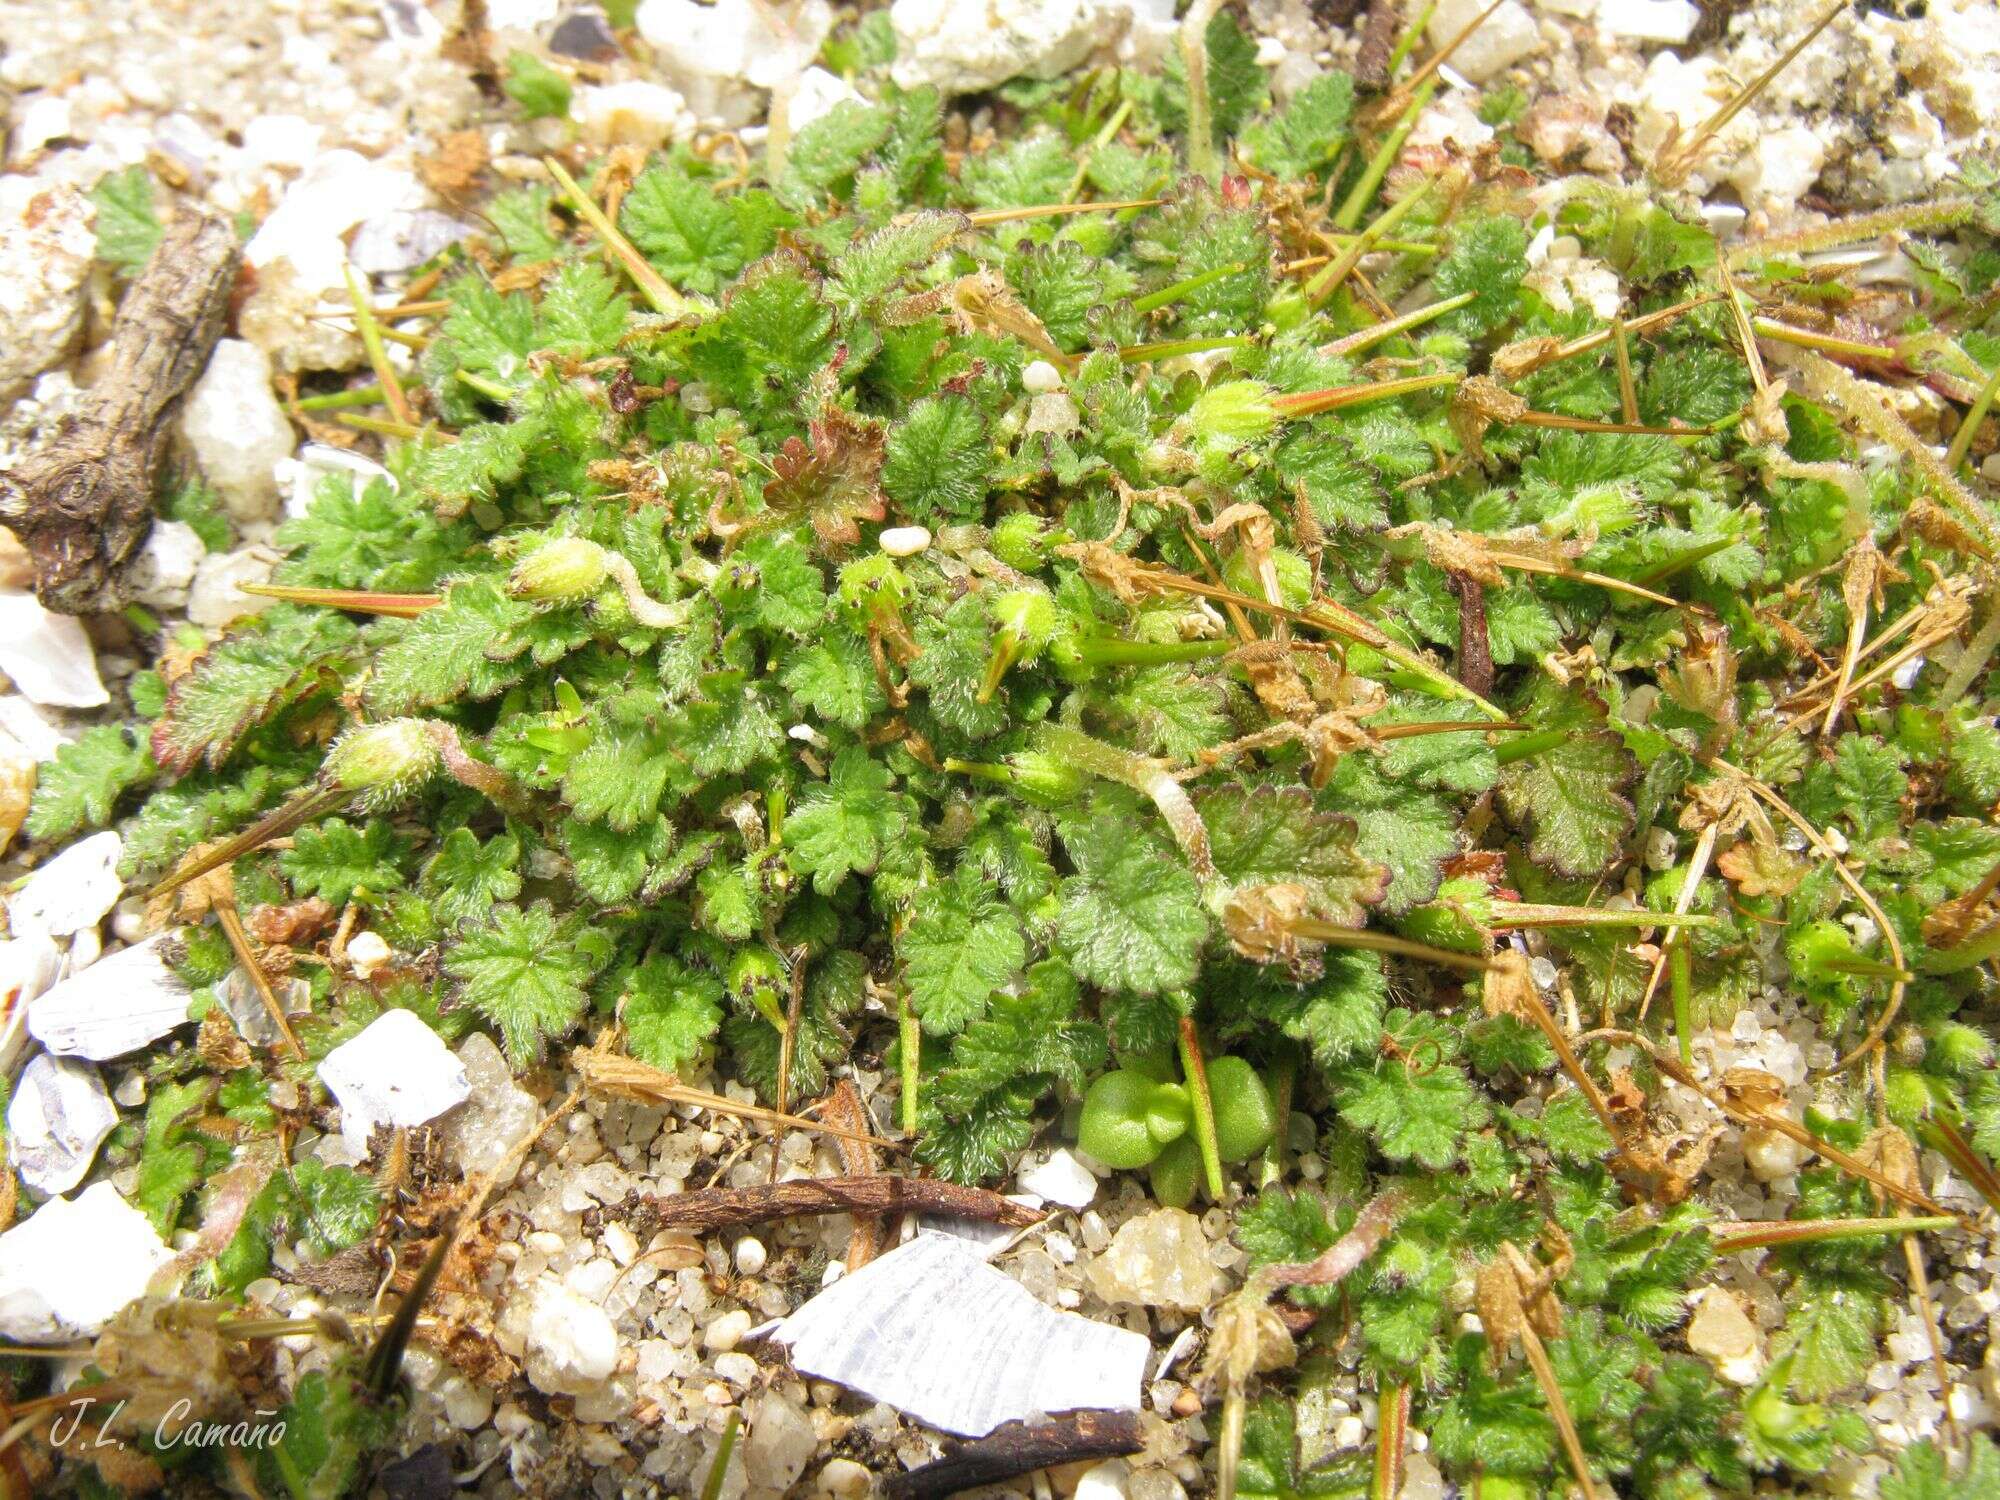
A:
1937;600;2000;704
1071;637;1234;667
1178;1018;1225;1201
1321;292;1475;357
1489;902;1719;931
456;368;517;403
1918;920;2000;974
1258;1050;1296;1190
1281;917;1494;972
1384;0;1439;77
1631;534;1739;588
1946;356;2000;476
1710;1216;1957;1252
1181;0;1222;183
1334;77;1437;232
544;156;687;319
294;383;386;412
1670;939;1694;1069
1118;335;1256;363
1312;175;1440;303
701;1411;741;1500
899;993;921;1136
1133;262;1247;315
1493;729;1570;765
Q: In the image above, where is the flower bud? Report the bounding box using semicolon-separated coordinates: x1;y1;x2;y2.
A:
1188;379;1276;445
324;719;440;805
508;536;609;603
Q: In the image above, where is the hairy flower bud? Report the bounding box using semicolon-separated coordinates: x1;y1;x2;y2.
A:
324;719;440;807
508;536;610;603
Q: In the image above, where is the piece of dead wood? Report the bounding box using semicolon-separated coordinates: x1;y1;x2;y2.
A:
883;1411;1144;1500
614;1176;1043;1237
0;210;239;612
1445;570;1494;697
1354;0;1403;90
823;1080;887;1271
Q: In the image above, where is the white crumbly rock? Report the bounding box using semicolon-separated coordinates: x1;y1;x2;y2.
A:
786;67;868;133
889;0;1122;94
178;340;295;523
318;1008;472;1154
1425;0;1540;83
1076;1459;1133;1500
8;1052;117;1196
878;525;931;557
1686;1287;1765;1385
0;593;108;708
0;182;95;400
240;152;426;372
8;831;123;940
344;930;392;980
1085;1208;1218;1312
1018;1148;1099;1210
0;1182;174;1343
186;544;281;628
441;1032;540;1175
0;695;69;762
1631;52;1755;193
635;0;831;126
516;1277;620;1394
572;81;695;148
1596;0;1696;44
1728;123;1827;216
126;521;207;611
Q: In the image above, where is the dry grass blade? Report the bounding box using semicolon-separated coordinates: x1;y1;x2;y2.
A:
237;583;442;617
574;1049;899;1149
213;900;304;1060
543;157;687;318
965;198;1161;226
1654;0;1846;186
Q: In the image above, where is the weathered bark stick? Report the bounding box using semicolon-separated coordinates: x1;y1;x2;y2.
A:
884;1412;1144;1500
1355;0;1404;91
616;1176;1042;1237
0;211;239;611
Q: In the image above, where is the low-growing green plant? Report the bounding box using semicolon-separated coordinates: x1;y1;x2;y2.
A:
26;4;2000;1494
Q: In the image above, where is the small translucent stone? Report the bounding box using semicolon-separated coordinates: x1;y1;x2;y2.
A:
1022;359;1064;394
704;1308;753;1351
1085;1209;1218;1312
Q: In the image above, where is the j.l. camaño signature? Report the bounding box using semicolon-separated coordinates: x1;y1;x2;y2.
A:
50;1397;287;1452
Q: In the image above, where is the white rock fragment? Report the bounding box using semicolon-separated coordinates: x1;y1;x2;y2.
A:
10;94;74;163
179;340;296;524
0;183;96;399
743;1387;818;1494
1742;1123;1811;1183
1597;0;1697;43
127;521;207;611
878;525;932;557
1019;1148;1099;1210
787;67;868;133
8;831;123;940
318;1009;471;1154
186;545;282;628
519;1277;620;1394
0;1182;174;1342
0;593;107;708
348;210;474;275
573;81;693;147
705;1308;754;1351
440;1031;540;1175
1425;0;1540;82
1685;1287;1764;1385
1076;1458;1132;1500
1632;53;1753;191
889;0;1120;94
1729;124;1827;216
28;932;193;1061
776;1232;1147;1436
0;697;68;762
636;0;832;125
1022;359;1064;394
8;1052;117;1195
278;443;398;522
1086;1208;1218;1312
345;930;392;980
240;113;323;171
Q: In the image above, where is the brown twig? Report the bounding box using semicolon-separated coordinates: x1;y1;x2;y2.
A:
615;1176;1043;1236
1354;0;1404;91
0;211;240;610
1446;570;1494;697
884;1412;1143;1500
823;1080;886;1271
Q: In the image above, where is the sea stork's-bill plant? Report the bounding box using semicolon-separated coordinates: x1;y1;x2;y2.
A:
25;7;2000;1496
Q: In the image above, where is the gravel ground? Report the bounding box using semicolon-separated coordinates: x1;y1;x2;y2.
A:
3;1;1999;1497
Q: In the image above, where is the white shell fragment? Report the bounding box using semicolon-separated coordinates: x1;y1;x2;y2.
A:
1018;1148;1099;1210
878;525;932;558
8;1052;117;1195
773;1231;1148;1437
0;1182;175;1343
318;1008;472;1153
28;932;194;1061
0;593;108;708
7;830;124;940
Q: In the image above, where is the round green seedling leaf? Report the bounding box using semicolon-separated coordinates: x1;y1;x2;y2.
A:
1144;1082;1193;1145
1149;1135;1201;1209
1207;1056;1278;1162
1078;1069;1165;1168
